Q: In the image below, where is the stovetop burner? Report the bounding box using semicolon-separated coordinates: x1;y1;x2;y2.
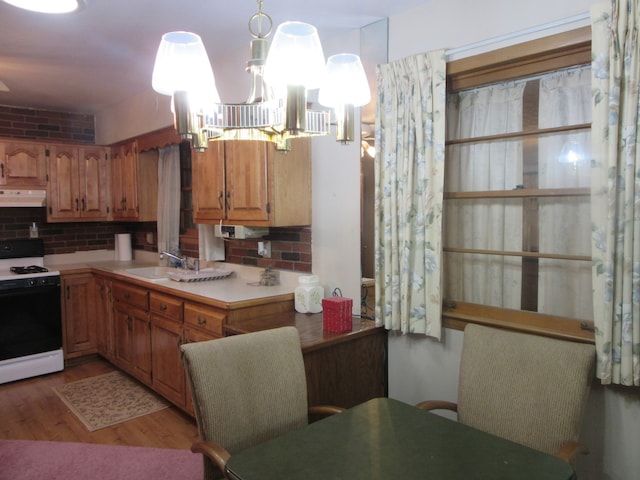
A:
10;265;49;275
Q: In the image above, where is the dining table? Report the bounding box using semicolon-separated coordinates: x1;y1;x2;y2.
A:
225;397;577;480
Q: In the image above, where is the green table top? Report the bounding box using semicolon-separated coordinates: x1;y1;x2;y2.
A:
225;397;577;480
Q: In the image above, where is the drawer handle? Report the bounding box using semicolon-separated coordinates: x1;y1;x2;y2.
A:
197;315;207;326
124;292;130;299
160;304;167;311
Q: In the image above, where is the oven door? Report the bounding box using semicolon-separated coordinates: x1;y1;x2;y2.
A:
0;279;62;362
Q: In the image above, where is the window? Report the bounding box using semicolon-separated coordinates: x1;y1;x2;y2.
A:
178;140;199;257
442;27;594;342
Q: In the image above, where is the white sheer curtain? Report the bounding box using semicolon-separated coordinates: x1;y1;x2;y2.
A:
538;66;592;320
445;83;524;308
157;144;181;255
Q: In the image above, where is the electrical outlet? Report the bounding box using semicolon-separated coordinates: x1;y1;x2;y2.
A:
258;241;271;258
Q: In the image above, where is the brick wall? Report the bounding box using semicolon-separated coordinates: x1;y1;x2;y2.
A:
0;208;158;255
226;227;312;273
0;105;95;143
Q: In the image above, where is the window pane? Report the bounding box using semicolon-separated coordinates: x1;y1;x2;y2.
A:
538;258;593;320
444;198;523;251
446;140;523;192
444;252;522;309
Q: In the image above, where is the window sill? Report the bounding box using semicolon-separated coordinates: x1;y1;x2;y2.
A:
442;301;595;344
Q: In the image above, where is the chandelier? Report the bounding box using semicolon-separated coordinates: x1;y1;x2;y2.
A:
152;0;370;151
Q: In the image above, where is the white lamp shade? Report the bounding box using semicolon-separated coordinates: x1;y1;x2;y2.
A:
152;31;220;110
2;0;82;13
264;21;326;90
319;53;370;108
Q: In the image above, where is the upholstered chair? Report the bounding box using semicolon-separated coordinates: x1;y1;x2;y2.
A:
416;323;596;465
180;326;343;480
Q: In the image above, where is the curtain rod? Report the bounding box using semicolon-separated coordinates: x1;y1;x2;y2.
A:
445;12;590;59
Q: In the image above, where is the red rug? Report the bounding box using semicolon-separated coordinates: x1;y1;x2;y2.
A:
0;439;203;480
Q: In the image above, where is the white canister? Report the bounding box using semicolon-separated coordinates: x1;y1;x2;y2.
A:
295;275;324;313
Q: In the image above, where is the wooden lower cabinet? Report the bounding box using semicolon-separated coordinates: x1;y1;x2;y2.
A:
224;312;388;409
150;292;185;408
61;272;97;359
112;281;152;384
94;275;386;417
181;301;226;416
95;275;114;361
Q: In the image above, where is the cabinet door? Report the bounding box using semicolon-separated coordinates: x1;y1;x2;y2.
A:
47;145;80;220
225;140;269;223
183;327;216;416
78;146;109;220
131;309;152;384
95;276;114;361
113;304;135;371
0;141;47;187
61;273;97;358
151;315;185;408
192;141;225;222
111;142;139;220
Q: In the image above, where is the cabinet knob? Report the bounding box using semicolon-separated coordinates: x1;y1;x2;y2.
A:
160;304;167;311
197;315;207;326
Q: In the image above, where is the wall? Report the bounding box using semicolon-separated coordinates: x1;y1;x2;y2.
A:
0;108;314;270
388;1;640;480
0;207;155;255
226;227;312;273
0;105;94;143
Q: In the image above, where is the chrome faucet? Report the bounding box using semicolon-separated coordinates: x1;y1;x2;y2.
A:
159;250;187;269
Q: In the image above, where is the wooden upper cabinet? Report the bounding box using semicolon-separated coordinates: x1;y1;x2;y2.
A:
47;144;110;222
193;138;311;227
0;140;47;187
192;141;225;223
111;140;158;222
225;140;270;224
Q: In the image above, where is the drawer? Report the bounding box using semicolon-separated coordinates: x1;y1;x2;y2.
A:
184;303;225;336
150;292;183;322
112;282;149;311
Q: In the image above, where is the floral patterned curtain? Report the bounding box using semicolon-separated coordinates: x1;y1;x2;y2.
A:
374;50;446;339
591;0;640;386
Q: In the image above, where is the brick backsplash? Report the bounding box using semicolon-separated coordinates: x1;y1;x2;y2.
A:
0;208;157;255
0;105;95;143
0;207;312;272
224;227;312;273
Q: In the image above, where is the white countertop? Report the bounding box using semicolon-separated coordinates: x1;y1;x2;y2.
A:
46;249;299;305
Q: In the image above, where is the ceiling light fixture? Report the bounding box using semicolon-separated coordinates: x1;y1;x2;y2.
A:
2;0;84;14
152;0;370;151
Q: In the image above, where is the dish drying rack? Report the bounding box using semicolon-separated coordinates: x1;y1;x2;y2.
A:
168;268;233;283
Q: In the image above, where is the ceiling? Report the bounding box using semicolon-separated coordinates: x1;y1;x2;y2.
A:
0;0;427;115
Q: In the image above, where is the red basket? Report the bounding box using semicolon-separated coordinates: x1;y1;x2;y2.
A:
322;297;353;333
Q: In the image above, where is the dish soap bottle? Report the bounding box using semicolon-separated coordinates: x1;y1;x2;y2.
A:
29;222;38;238
295;275;324;313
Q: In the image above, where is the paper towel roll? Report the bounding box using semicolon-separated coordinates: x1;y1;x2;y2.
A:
115;233;132;261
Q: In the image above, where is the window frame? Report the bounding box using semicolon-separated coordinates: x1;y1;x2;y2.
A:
443;26;595;343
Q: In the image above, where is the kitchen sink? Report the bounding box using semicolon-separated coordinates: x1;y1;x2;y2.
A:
124;266;182;280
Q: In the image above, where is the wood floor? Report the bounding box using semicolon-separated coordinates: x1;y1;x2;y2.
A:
0;357;198;450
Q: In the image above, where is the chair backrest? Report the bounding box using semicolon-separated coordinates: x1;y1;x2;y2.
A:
180;326;309;455
456;324;595;455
